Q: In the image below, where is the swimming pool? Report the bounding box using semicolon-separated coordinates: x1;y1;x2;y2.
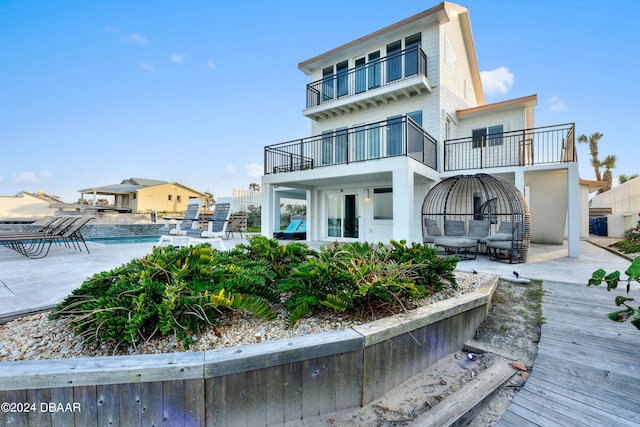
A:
86;236;159;244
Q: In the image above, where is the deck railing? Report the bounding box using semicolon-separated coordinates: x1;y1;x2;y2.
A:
306;46;428;109
264;117;437;175
443;123;576;171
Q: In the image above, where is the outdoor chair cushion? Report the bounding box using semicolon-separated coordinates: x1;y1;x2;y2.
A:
444;220;466;236
485;233;512;242
467;220;490;241
424;218;442;236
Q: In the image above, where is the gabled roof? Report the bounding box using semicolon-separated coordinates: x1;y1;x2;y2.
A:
297;2;484;104
78;177;208;197
457;94;538;117
123;177;168;187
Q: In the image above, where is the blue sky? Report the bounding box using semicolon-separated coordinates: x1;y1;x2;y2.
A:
1;0;638;202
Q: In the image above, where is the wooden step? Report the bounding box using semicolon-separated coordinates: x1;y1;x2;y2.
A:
409;361;517;427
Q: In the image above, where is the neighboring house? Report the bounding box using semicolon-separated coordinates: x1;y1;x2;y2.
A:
78;178;211;214
589;176;640;237
0;191;64;219
261;2;581;257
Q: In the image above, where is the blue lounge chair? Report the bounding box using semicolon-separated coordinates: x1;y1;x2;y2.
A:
273;219;302;239
282;220;306;240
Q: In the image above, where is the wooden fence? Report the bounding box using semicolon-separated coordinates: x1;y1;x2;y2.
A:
0;276;497;426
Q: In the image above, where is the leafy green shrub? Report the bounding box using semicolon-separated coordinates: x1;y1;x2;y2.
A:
50;245;277;348
279;240;458;326
588;256;640;329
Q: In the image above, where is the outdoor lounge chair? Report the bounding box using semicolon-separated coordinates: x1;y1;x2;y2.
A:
282;220;306;240
185;203;231;250
225;213;247;239
485;221;526;263
273;219;303;239
0;216;93;258
157;199;202;246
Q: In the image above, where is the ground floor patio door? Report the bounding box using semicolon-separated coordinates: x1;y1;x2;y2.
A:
326;193;359;239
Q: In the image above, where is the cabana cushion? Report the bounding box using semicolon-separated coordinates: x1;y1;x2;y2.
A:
444;220;466;236
467;220;490;241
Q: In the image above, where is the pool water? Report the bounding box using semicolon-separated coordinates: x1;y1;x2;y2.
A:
87;236;159;244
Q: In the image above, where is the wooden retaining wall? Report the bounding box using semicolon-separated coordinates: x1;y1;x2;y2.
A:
0;277;497;427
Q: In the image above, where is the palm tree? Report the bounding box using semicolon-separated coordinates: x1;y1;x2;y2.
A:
619;173;639;184
578;132;604;181
600;154;617;192
249;183;261;192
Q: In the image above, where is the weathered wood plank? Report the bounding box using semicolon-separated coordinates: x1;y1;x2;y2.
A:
206;376;226;427
333;350;362;411
203;329;363;378
97;384;120;427
513;388;620;426
301;358;321;419
183;379;204;427
141;381;164;427
119;382;141;426
283;360;303;423
162;380;185;427
495;409;539;427
505;396;578;426
265;365;285;426
244;368;267;427
530;361;640;408
49;387;75;427
0;352;205;391
0;389;28;427
523;377;639;424
73;385;97;426
27;387;51;426
412;362;515;427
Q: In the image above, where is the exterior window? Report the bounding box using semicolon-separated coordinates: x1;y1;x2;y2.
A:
322;130;334;165
386;115;403;156
132;193;136;200
488;125;504;146
407;111;423;126
168;195;172;201
368;51;381;89
386;40;402;83
373;188;393;220
355;57;366;93
404;33;422;77
177;195;182;203
354;125;366;161
335;127;347;163
336;61;348;97
367;123;381;159
322;66;334;102
472;125;504;148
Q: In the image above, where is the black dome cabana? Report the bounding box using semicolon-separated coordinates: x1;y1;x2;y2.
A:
421;174;530;263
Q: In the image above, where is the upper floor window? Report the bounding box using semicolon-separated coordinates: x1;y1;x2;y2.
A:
336;60;348;98
168;195;172;201
322;66;334;102
472;125;504;148
368;51;381;89
373;188;393;220
404;33;422;77
386;40;402;83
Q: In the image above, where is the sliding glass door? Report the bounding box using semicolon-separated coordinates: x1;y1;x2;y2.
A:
326;193;359;239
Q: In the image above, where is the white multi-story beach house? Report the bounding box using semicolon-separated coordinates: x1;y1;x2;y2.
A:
261;2;580;257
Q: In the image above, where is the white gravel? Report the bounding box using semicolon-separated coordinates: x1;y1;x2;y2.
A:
0;271;482;362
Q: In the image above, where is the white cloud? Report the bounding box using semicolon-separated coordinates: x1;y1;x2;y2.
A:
169;54;184;63
225;165;237;176
140;62;155;73
123;33;148;45
245;163;263;179
13;170;51;185
547;96;567;112
480;67;514;96
207;60;217;69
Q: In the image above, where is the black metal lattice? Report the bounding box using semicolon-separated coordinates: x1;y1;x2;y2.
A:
421;173;530;263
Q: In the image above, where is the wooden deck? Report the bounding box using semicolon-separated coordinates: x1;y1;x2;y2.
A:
496;279;640;426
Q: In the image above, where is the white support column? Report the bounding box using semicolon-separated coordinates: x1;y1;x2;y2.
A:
514;170;525;193
567;164;580;257
306;189;314;241
392;168;414;242
261;183;275;238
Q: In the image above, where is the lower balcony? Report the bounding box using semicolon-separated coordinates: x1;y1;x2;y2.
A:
443;123;576;172
264;117;437;175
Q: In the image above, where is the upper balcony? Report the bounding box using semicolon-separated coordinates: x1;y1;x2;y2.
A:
443;123;576;172
264;116;437;176
303;46;432;121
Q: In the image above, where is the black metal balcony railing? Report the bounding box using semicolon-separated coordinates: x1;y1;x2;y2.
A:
306;46;428;109
264;117;437;175
443;123;576;171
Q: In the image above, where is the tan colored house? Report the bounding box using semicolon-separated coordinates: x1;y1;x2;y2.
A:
0;191;64;220
79;178;211;214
